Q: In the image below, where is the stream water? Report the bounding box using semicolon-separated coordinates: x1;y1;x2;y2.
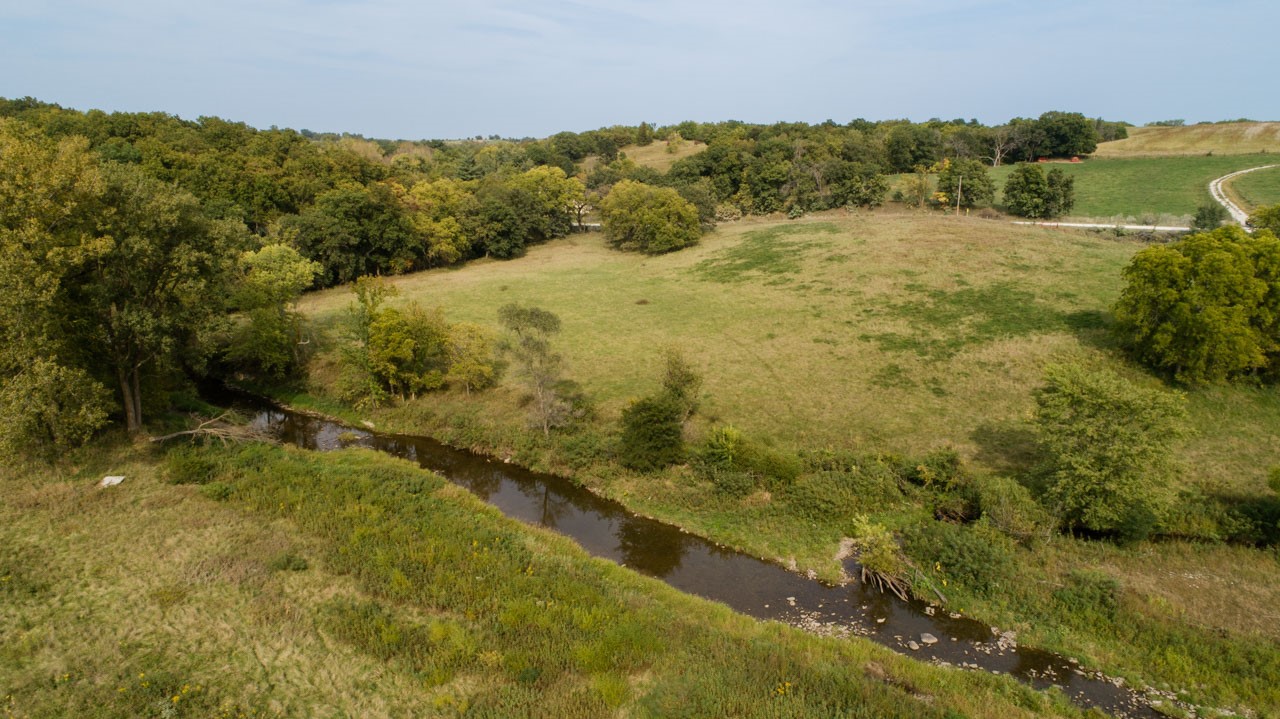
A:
242;400;1162;718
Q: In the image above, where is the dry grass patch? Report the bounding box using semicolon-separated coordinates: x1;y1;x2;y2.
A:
617;139;707;172
0;452;452;718
1095;122;1280;157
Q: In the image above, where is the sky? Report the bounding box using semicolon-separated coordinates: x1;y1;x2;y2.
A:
2;0;1278;140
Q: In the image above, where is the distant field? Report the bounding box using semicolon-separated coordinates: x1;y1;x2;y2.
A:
1227;165;1280;212
1094;122;1280;157
989;154;1278;221
618;139;706;171
297;214;1280;495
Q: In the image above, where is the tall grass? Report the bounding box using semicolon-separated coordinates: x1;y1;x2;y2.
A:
0;442;1079;718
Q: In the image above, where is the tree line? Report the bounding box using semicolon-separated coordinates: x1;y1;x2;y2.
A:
2;98;1114;283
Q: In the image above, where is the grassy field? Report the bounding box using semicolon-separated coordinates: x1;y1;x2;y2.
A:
286;212;1280;715
0;440;1082;719
1226;164;1280;212
1094;123;1280;157
988;154;1278;221
297;213;1280;497
617;139;706;172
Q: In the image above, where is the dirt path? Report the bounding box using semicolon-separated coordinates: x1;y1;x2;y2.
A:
1209;164;1279;225
1011;221;1188;232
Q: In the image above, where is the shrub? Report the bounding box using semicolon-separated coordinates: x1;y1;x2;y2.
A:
708;469;758;497
660;348;702;421
901;521;1016;598
971;474;1051;544
781;472;859;522
1052;570;1121;626
1248;203;1280;235
554;429;613;470
1002;163;1074;218
165;446;218;485
898;447;964;489
849;515;910;597
1161;489;1256;542
698;426;802;490
0;359;113;457
1191;203;1228;232
618;394;685;471
700;425;744;471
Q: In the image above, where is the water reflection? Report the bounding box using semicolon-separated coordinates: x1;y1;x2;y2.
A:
242;400;1158;719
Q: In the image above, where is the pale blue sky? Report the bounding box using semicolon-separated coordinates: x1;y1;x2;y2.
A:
2;0;1276;139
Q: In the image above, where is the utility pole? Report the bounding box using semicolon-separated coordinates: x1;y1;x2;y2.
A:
956;175;963;213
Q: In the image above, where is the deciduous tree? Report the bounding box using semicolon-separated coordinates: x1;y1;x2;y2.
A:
1249;203;1280;235
935;158;995;208
1034;363;1187;540
599;180;702;254
498;303;569;436
1113;226;1280;383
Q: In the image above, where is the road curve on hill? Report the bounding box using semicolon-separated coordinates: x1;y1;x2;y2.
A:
1209;164;1279;225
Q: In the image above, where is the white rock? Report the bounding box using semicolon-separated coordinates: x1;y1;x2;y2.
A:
907;641;920;651
920;633;938;645
99;476;125;488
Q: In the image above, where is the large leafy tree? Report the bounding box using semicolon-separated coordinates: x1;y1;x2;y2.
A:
1035;111;1099;157
1002;163;1074;218
0;119;245;438
403;178;477;266
1113;226;1280;384
1034;363;1187;540
0;120;115;451
474;167;582;259
67;162;245;432
285;180;417;285
598;180;702;254
935;158;995;208
226;243;321;378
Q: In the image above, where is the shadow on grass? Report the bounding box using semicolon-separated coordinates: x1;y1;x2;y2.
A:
1062;310;1122;351
970;421;1040;477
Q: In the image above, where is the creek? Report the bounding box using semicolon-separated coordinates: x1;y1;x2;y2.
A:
237;397;1161;719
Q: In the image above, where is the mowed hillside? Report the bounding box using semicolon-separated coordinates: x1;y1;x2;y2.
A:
296;212;1280;496
1095;122;1280;157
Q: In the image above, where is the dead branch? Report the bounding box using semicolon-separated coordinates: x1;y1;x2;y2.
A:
149;412;272;446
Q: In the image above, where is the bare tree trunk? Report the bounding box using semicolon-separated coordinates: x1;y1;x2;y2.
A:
131;367;143;430
118;366;140;434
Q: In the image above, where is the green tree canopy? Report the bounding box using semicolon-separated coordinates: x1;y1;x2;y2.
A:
1002;163;1074;218
1249;203;1280;235
284;180;417;286
226;243;321;378
1034;363;1188;540
1113;226;1280;384
936;158;995;208
598;180;702;254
